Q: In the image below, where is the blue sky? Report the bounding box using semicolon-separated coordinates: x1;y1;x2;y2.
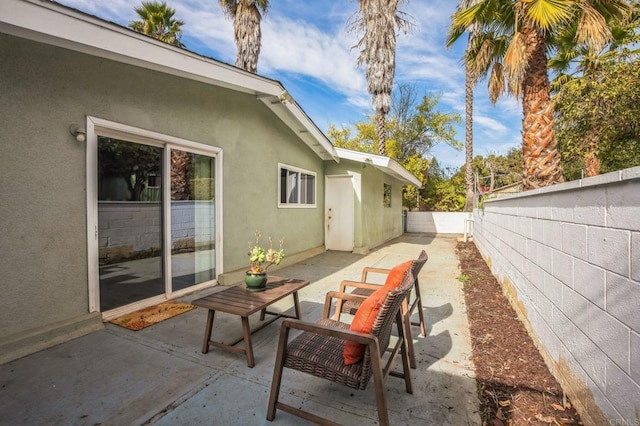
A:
57;0;522;169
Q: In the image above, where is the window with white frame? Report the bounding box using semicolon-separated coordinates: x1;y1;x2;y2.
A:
279;164;316;207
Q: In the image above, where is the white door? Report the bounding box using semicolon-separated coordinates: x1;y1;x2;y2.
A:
325;175;354;251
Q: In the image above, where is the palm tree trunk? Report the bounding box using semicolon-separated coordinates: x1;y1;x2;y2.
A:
376;111;387;156
521;27;564;190
234;0;262;73
464;63;474;211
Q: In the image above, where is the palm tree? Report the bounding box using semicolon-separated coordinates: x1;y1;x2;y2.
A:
219;0;269;73
129;1;185;47
448;0;629;190
450;0;481;210
351;0;411;156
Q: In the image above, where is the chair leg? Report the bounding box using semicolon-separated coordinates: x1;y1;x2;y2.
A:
396;311;413;394
401;299;417;369
369;343;390;426
412;280;427;337
267;325;290;421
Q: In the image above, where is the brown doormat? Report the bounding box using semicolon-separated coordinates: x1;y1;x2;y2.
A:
109;301;196;331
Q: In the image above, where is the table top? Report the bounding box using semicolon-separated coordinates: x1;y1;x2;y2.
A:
191;276;310;316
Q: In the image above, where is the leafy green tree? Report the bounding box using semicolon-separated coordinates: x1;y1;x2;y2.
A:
98;139;162;201
389;84;461;163
554;59;640;180
448;0;630;190
420;160;466;211
328;90;461;209
219;0;269;73
550;3;640;177
472;148;522;192
129;1;185;47
350;0;412;156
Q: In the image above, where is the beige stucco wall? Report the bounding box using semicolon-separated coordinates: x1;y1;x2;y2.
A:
325;159;404;253
0;33;325;357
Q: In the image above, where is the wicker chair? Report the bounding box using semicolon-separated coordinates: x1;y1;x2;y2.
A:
266;269;415;426
333;250;428;369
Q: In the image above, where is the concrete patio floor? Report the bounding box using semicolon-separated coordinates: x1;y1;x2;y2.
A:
0;234;481;425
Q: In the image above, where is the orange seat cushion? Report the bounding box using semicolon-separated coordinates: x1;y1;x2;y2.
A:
343;260;413;365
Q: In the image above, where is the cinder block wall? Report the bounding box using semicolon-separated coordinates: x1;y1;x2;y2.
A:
472;167;640;426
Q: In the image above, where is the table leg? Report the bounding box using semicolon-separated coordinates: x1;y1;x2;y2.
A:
260;308;266;321
293;291;301;319
241;316;255;368
202;309;215;354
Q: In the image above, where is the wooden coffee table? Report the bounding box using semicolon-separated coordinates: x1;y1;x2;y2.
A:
192;275;310;367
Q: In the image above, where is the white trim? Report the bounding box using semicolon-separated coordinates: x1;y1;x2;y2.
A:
86;116;222;317
277;162;317;208
334;147;422;187
86;117;99;312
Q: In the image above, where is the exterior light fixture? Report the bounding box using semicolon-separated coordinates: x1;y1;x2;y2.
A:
69;123;86;142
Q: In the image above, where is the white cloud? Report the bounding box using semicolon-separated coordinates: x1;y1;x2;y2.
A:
260;15;365;97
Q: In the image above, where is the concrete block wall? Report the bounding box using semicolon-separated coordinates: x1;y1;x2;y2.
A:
98;201;215;256
473;166;640;426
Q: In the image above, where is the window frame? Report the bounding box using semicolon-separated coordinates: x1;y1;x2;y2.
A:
383;183;392;208
278;163;317;208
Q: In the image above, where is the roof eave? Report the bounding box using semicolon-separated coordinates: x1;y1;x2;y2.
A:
0;0;338;162
334;148;422;187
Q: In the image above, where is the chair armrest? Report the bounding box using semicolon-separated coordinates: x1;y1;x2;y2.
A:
322;290;368;319
281;318;380;347
361;267;391;282
338;280;382;293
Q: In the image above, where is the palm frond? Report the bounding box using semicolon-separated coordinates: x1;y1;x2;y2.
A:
524;0;574;31
503;31;527;90
488;62;505;103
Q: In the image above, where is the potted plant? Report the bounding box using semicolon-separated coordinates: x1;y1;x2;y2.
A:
245;231;285;291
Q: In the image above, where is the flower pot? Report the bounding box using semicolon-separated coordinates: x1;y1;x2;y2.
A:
245;271;267;292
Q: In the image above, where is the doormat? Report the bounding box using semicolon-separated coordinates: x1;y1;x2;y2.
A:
109;301;196;331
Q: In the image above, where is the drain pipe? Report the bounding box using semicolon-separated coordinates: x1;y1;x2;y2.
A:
463;213;474;242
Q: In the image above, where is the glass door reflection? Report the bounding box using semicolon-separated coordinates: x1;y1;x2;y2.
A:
170;149;215;292
97;137;164;311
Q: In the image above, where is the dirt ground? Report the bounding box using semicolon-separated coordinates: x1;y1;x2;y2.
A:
456;241;583;425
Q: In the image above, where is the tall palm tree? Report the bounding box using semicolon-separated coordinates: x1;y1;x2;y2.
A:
129;1;185;47
219;0;269;73
448;0;629;190
351;0;411;156
450;0;481;210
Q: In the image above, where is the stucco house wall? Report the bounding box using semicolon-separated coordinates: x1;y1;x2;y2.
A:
325;158;405;253
0;0;421;365
0;32;326;362
472;167;640;425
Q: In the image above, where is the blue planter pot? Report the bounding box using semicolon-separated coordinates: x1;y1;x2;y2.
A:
245;272;267;292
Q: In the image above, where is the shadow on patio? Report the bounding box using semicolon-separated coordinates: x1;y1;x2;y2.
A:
0;234;481;425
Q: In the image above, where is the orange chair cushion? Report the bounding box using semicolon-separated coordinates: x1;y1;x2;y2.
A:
382;260;413;290
343;260;413;365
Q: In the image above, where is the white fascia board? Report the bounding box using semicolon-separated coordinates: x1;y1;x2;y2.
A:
259;96;339;162
1;0;338;161
335;148;422;187
0;0;279;96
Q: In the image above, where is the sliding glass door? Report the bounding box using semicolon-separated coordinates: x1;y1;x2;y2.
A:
89;118;219;316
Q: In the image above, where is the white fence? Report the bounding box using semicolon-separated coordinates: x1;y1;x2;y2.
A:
406;211;472;234
472;167;640;425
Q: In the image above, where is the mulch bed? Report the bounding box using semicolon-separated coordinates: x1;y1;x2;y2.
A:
456;241;583;425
